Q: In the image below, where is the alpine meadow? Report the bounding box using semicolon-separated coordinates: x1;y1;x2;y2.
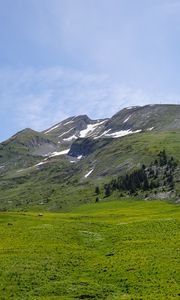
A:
1;0;180;299
0;104;180;299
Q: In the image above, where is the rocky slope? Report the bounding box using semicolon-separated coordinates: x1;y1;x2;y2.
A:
44;104;180;156
0;104;180;173
0;104;179;210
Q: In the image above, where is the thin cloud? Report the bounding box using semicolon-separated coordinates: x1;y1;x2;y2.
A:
0;66;179;142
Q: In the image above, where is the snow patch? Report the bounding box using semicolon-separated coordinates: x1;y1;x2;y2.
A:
63;135;77;142
94;129;111;139
105;129;142;138
63;120;74;126
79;120;106;138
58;128;74;138
34;158;49;167
123;115;131;123
49;149;70;157
35;161;47;167
84;169;94;178
17;169;24;173
147;127;154;131
44;123;61;134
77;155;83;160
0;165;5;169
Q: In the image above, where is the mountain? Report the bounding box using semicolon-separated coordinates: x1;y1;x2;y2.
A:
1;104;179;164
0;128;57;174
44;104;180;146
43;114;108;140
106;104;180;133
0;104;179;211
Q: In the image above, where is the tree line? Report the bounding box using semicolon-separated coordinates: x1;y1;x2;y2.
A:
95;150;178;199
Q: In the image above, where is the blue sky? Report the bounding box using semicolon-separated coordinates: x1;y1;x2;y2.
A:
1;0;180;141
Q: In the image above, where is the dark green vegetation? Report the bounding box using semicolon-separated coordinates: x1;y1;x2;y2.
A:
0;200;179;299
83;131;180;178
103;150;178;197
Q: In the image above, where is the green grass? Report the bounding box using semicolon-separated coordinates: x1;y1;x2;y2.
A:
86;131;180;178
0;130;179;212
0;199;179;299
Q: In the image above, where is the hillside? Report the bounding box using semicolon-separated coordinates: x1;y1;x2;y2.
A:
0;104;179;211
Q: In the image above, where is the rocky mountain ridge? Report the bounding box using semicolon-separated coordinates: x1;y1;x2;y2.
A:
0;104;180;175
43;104;180;156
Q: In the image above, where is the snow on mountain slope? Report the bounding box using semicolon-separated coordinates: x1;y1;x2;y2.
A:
79;120;107;138
1;104;179;174
44;123;62;134
104;129;142;138
48;149;70;157
40;104;180;158
44;115;109;144
84;168;94;178
106;104;180;133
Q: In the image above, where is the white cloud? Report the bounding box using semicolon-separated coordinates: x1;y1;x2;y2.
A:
0;66;179;139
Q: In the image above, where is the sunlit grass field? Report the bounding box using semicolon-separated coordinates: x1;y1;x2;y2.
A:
0;199;179;299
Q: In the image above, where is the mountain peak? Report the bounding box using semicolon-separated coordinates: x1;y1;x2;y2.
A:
1;103;180;160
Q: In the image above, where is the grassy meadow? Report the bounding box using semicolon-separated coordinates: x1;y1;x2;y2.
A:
0;199;179;299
